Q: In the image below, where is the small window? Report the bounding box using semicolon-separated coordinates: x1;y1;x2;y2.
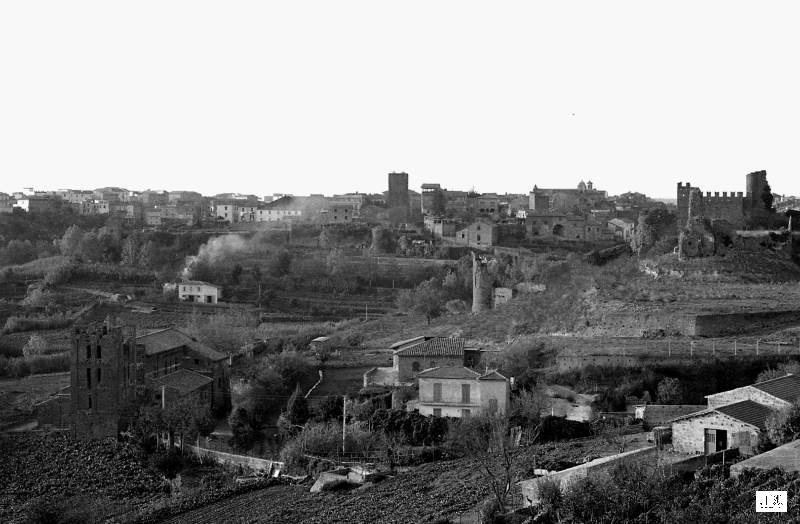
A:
433;408;442;417
86;368;92;389
88;396;92;410
86;344;91;360
96;345;101;360
461;384;471;404
194;359;200;365
412;361;421;372
488;398;498;414
96;367;101;383
433;383;442;402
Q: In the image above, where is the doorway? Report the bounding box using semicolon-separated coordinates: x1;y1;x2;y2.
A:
704;428;727;454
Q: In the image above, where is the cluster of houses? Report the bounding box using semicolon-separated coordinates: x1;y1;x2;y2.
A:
421;180;649;248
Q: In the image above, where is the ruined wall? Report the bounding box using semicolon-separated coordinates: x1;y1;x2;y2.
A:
703;191;746;226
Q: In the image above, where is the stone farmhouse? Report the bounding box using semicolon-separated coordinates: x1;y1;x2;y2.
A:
363;336;475;387
136;328;230;414
670;374;800;456
416;367;509;418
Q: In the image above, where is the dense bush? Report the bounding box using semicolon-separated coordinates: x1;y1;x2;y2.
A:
370;409;449;446
538;416;593;442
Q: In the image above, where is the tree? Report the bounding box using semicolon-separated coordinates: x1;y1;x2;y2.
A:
59;225;84;257
656;377;684;404
138;240;154;269
269;249;292;278
284;385;309;425
0;239;38;266
765;400;800;447
451;414;542;515
396;277;444;324
316;395;343;422
762;181;775;212
228;406;260;452
231;264;243;285
22;334;49;357
121;236;138;266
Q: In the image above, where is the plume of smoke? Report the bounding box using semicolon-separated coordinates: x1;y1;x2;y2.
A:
182;233;273;280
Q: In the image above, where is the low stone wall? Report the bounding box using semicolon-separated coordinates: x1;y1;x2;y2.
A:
183;441;284;475
695;310;800;337
519;447;658;507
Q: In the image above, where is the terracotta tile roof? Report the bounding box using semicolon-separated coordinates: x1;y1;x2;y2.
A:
390;336;426;350
394;337;466;357
715;400;773;430
152;369;213;396
417;366;480;380
751;374;800;403
137;328;227;361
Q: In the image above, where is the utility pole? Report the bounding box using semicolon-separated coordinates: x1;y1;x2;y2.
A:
342;395;347;455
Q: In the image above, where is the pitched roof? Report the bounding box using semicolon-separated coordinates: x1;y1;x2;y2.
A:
152;369;213;395
751;374;800;403
178;281;220;288
715;400;773;430
390;336;426;350
479;370;508;381
671;400;773;430
136;328;227;361
417;367;480;380
394;337;466;357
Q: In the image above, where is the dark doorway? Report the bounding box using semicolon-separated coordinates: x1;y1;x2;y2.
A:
704;428;727;454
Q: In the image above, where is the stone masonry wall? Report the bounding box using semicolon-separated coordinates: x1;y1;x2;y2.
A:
672;412;759;454
519;447;658;506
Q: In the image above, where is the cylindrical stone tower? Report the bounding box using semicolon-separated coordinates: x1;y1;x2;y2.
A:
472;252;493;313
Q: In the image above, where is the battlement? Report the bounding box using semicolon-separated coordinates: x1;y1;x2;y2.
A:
677;182;693;188
704;191;745;200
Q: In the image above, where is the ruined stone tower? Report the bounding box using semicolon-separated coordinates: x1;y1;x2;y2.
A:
472;252;493;313
71;318;140;439
746;170;768;210
687;188;705;224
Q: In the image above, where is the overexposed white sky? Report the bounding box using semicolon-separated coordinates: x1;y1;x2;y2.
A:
1;2;799;199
